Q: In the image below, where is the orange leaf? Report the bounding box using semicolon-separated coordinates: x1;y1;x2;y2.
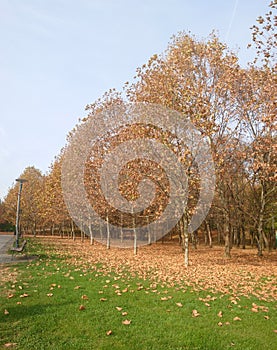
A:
122;319;131;325
79;305;86;311
192;309;200;317
19;293;29;298
4;343;17;348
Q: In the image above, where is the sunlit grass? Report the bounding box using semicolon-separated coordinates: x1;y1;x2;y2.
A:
0;239;276;350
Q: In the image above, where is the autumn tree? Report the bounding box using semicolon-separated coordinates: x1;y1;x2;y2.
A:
231;2;277;255
3;166;44;235
125;32;243;258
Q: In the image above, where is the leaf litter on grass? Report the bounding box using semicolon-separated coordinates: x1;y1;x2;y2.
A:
36;237;277;303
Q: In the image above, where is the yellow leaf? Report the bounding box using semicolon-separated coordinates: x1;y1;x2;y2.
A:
192;309;200;317
122;319;131;325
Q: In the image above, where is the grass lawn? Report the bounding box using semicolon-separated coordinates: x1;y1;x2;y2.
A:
0;238;276;349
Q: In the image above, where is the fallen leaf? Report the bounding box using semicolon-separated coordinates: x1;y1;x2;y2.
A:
4;343;17;348
122;319;131;325
176;302;183;307
217;311;223;318
264;315;270;320
106;330;112;336
161;297;168;301
7;294;14;299
19;293;29;298
4;309;9;315
81;295;89;300
79;305;86;311
217;322;223;326
251;307;258;313
115;307;122;311
100;298;107;302
122;312;128;316
233;317;241;321
192;309;200;317
74;286;81;290
47;293;53;297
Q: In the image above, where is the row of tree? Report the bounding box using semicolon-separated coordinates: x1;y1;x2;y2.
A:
0;2;276;261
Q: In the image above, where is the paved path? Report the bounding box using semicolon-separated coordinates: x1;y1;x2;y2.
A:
0;234;35;264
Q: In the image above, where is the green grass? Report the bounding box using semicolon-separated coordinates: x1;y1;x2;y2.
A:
0;239;276;350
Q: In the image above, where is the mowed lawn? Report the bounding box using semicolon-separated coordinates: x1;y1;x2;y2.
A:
0;238;276;350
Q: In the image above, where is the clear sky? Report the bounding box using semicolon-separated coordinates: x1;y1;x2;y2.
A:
0;0;271;200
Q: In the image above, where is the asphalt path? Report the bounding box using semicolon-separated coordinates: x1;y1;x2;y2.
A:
0;234;35;264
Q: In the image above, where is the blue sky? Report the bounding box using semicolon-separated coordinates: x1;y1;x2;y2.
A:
0;0;271;199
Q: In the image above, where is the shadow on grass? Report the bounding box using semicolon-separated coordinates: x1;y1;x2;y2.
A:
0;301;72;322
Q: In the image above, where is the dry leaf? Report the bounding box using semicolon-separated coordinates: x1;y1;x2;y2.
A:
100;298;107;302
7;294;14;299
4;309;9;315
115;307;122;311
4;343;17;348
233;317;241;321
81;295;89;300
217;311;223;318
161;297;168;301
74;286;81;290
264;315;269;320
176;302;183;307
192;309;200;317
122;319;131;325
47;293;53;297
251;307;258;312
106;330;112;336
79;305;86;311
217;322;223;326
19;293;29;298
122;312;128;316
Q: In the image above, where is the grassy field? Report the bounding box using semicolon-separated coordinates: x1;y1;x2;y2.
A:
0;238;276;349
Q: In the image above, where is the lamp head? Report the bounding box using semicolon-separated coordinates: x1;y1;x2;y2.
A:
16;178;28;183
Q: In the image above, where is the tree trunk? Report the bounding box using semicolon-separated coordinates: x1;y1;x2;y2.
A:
106;214;110;249
71;220;76;241
224;217;231;258
257;183;265;257
89;224;94;245
180;211;189;267
204;220;212;248
241;225;246;249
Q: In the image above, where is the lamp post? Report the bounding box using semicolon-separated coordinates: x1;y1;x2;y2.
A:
15;178;28;248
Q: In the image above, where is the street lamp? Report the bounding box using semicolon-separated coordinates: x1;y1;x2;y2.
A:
15;178;28;248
